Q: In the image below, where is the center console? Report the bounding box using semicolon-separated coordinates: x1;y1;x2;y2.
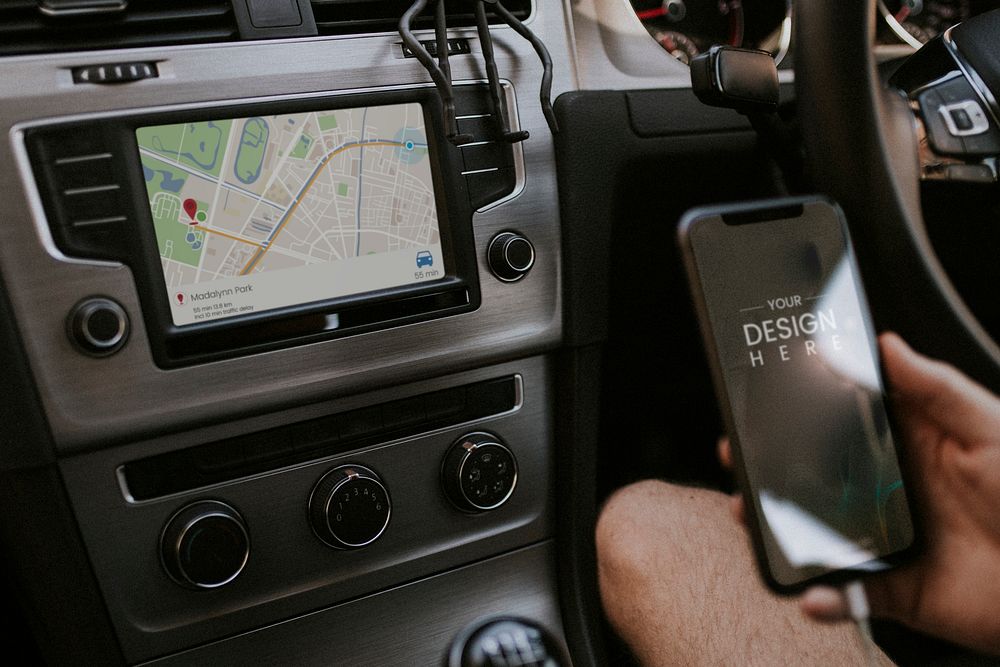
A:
0;2;570;663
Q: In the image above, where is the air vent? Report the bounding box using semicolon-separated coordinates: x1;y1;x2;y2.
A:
311;0;532;36
0;0;238;57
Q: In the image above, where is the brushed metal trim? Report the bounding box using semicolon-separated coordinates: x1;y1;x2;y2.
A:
139;541;566;667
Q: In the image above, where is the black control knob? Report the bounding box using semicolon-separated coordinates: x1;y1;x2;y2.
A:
487;232;535;282
442;432;518;512
160;500;249;590
309;465;391;549
67;297;129;356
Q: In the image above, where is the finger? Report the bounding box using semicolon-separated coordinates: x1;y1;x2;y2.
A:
729;494;745;525
860;566;921;627
800;586;851;622
880;332;999;444
717;437;733;470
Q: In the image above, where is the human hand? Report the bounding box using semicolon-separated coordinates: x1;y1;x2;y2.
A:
723;333;1000;655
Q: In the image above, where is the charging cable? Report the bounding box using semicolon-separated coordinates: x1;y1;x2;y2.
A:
846;581;880;667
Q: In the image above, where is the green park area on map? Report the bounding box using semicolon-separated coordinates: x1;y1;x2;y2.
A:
136;120;232;179
140;155;204;268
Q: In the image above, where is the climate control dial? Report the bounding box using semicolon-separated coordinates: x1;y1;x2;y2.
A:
309;465;391;549
442;432;518;512
160;500;249;590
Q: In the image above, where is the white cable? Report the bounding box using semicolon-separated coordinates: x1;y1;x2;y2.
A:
845;580;880;667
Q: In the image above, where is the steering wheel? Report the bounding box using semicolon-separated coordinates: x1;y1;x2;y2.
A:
794;0;1000;394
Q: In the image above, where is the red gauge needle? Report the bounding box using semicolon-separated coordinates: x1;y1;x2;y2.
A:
636;7;668;19
896;7;911;21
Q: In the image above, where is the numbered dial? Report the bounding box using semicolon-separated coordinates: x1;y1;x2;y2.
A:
442;433;518;512
309;465;391;549
160;500;249;590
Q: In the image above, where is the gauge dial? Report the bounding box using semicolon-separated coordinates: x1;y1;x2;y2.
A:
631;0;790;66
655;30;701;65
879;0;972;46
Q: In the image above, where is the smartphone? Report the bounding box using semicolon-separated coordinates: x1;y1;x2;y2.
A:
678;196;916;593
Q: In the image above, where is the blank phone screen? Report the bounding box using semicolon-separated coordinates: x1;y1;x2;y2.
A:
687;200;914;588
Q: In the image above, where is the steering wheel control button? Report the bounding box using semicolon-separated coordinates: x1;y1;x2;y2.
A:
488;232;535;282
160;501;250;590
918;74;1000;156
309;465;391;549
940;101;989;137
442;433;518;512
67;297;129;356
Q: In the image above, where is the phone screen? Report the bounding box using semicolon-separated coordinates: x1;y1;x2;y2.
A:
682;198;914;589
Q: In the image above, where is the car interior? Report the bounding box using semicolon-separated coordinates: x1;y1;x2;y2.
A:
1;0;999;665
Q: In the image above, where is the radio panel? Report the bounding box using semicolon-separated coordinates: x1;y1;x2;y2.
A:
24;84;521;367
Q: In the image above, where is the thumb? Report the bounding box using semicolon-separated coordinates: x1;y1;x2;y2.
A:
880;332;999;444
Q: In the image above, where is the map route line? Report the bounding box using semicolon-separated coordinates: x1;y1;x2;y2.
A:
197;225;262;248
239;139;408;276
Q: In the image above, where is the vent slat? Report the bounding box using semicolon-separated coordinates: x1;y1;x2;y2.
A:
312;0;532;36
0;0;238;56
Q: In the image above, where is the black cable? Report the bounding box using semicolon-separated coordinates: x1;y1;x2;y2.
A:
474;0;529;142
399;0;472;144
434;0;451;82
492;0;559;135
401;0;556;144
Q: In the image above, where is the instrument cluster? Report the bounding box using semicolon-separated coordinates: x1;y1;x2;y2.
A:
630;0;1000;66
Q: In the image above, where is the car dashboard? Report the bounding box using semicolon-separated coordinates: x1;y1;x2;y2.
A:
0;1;995;665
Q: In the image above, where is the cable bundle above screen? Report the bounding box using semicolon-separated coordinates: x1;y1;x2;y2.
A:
398;0;559;146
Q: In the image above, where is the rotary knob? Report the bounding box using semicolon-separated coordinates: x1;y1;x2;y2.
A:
309;465;391;549
67;297;129;356
442;433;518;512
160;500;249;590
487;232;535;282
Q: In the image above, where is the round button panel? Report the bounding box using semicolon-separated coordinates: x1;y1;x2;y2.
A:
160;500;249;590
309;465;391;549
442;433;518;512
67;297;129;356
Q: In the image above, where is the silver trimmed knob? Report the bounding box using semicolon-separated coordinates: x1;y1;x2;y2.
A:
160;500;249;590
487;232;535;282
309;465;391;549
442;433;518;512
67;297;129;356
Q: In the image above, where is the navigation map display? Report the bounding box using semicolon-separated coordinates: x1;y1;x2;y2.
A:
136;102;444;327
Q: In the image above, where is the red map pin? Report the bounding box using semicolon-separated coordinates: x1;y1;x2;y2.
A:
183;198;198;224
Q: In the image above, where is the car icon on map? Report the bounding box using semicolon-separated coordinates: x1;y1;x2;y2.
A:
415;250;434;268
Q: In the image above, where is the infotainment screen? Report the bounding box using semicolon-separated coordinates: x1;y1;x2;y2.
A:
136;102;444;326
